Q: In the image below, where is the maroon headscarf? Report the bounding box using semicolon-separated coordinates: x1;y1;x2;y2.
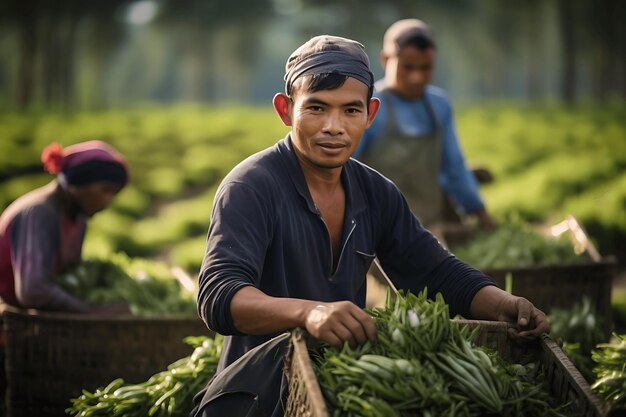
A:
41;140;129;186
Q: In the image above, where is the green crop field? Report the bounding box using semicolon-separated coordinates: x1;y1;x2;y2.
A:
457;102;626;256
1;102;624;274
0;105;287;270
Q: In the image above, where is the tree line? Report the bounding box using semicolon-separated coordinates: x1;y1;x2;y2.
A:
0;0;623;110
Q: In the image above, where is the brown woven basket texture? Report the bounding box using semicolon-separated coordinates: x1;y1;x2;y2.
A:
485;258;616;337
284;330;327;417
441;222;617;336
2;306;211;417
284;321;613;417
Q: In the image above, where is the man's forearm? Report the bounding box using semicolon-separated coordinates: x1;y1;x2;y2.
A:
230;285;317;335
469;285;514;321
470;282;550;338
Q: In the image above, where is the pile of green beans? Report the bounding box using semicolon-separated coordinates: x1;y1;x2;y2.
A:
591;333;626;407
449;218;586;269
548;297;606;382
59;254;198;317
312;290;576;417
66;335;222;417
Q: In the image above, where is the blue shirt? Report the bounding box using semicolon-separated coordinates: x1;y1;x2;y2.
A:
198;135;494;370
354;83;485;214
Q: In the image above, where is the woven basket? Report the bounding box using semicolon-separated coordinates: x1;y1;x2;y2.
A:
484;258;616;337
440;217;617;336
284;321;613;417
2;306;211;417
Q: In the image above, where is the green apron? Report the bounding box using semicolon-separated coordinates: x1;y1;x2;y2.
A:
361;89;443;228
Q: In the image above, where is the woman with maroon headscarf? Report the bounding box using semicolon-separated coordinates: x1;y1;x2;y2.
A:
0;140;130;314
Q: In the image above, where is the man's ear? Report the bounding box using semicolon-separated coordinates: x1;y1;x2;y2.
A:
379;50;389;71
272;93;292;127
366;97;381;128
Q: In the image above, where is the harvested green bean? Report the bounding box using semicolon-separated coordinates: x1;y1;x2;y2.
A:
591;333;626;406
66;335;222;417
312;289;579;417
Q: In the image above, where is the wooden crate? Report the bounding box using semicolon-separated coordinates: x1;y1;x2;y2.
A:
284;321;615;417
1;306;211;417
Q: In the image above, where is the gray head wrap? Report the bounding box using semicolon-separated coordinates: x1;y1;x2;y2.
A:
383;19;435;55
284;35;374;94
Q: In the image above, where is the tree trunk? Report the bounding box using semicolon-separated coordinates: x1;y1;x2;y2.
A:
524;0;544;100
42;13;59;105
60;8;80;109
558;0;577;104
40;0;82;109
589;0;625;101
15;2;38;109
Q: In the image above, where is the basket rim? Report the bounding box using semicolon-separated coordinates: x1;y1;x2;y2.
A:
0;304;202;323
482;255;617;273
540;337;610;415
289;329;329;417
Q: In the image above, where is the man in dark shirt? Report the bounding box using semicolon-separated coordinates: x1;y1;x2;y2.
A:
194;35;549;416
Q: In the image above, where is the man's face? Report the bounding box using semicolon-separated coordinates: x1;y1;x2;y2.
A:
383;45;435;99
279;77;379;172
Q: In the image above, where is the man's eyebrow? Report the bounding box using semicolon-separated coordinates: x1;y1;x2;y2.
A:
302;97;328;106
343;100;366;108
302;97;366;108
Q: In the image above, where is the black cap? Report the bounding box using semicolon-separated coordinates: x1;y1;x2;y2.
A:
284;35;374;93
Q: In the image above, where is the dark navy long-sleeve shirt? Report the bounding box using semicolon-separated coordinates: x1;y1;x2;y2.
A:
197;135;494;370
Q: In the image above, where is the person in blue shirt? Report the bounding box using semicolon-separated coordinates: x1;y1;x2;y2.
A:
354;18;496;230
191;35;548;417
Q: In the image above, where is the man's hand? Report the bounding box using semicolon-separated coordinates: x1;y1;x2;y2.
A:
471;285;549;340
494;295;550;341
230;286;377;345
476;208;497;230
304;301;377;349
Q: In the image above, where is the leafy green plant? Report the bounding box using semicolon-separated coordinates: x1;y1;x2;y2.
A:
548;297;606;382
1;103;624;270
58;253;197;316
591;333;626;407
449;215;587;269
